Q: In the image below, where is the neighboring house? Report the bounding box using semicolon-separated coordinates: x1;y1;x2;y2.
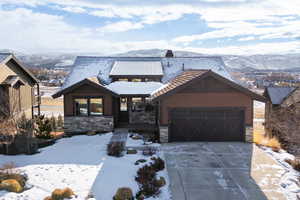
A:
53;51;265;143
264;87;300;155
0;53;40;119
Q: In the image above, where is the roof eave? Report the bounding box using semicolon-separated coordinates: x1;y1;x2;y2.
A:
52;78;119;99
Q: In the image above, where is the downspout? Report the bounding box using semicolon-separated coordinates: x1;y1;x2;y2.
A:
37;83;40;116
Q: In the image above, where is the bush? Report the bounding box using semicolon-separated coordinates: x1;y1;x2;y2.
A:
57;114;63;129
135;159;147;165
142;147;156;156
155;177;166;188
113;187;134;200
51;188;75;200
0;179;23;193
35;115;52;139
135;165;160;197
107;142;125;157
285;159;300;172
150;157;165;172
135;165;156;185
0;162;27;188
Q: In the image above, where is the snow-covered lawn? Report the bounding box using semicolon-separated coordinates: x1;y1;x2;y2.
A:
261;146;300;200
0;133;171;200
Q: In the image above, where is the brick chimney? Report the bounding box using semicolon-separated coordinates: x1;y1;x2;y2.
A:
165;50;174;58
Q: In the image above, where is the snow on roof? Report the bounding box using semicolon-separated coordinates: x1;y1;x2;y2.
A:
161;57;232;82
106;81;164;95
266;87;296;105
60;56;232;92
0;53;11;63
110;61;163;76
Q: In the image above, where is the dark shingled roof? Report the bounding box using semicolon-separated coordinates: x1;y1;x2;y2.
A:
1;75;25;86
265;87;296;105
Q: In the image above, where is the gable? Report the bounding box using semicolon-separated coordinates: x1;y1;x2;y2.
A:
152;70;265;102
179;76;236;93
67;83;111;95
0;57;37;86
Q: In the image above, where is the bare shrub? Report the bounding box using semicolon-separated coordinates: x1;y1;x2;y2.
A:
107;142;125;157
113;187;134;200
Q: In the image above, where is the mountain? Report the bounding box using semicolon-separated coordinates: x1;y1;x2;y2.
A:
1;49;300;71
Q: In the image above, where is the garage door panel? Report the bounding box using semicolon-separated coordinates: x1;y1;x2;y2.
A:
169;108;244;142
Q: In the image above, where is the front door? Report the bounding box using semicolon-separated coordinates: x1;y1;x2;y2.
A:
119;97;129;123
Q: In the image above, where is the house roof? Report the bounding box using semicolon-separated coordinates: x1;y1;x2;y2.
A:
1;75;25;86
151;70;266;102
105;81;164;96
59;56;232;94
109;61;163;76
0;53;38;84
264;87;296;105
151;70;208;99
52;77;118;98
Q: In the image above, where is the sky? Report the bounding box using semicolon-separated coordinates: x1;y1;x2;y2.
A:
0;0;300;55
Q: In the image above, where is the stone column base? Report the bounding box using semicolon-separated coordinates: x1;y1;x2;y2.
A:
159;126;169;143
245;126;253;143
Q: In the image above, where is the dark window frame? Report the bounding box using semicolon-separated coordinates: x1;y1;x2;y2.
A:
73;96;104;116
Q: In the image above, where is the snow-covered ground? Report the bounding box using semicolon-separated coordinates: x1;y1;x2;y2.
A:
0;133;171;200
260;146;300;200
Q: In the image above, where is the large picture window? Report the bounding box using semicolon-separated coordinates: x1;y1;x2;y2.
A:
74;97;103;116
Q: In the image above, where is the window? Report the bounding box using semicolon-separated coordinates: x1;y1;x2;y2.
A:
74;98;88;116
90;98;103;115
118;78;128;81
120;97;128;111
132;97;143;111
132;78;142;82
74;97;103;116
145;78;154;82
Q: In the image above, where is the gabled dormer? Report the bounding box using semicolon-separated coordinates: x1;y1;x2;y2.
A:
109;60;163;82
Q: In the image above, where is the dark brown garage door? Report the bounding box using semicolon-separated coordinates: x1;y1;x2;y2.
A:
169;108;245;142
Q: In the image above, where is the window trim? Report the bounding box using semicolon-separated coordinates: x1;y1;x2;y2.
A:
73;96;104;116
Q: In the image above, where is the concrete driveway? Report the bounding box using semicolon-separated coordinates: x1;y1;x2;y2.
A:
162;142;286;200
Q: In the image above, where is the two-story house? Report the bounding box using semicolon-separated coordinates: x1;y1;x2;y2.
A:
53;51;265;143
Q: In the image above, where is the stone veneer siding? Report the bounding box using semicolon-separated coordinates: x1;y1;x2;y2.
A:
159;126;169;143
64;116;113;134
129;110;156;124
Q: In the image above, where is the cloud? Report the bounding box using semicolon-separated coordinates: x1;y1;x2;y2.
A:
59;6;86;13
97;21;144;33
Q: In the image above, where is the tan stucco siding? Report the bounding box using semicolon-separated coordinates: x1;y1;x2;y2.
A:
64;84;113;116
160;92;253;125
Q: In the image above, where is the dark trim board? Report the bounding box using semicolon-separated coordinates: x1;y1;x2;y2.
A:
168;107;246;142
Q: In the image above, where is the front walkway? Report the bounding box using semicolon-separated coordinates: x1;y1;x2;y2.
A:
162;142;287;200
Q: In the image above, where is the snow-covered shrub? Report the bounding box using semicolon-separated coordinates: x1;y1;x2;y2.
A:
135;165;160;198
142;147;156;156
0;179;23;193
154;177;166;188
107;142;125;157
113;187;134;200
150;157;165;172
285;158;300;172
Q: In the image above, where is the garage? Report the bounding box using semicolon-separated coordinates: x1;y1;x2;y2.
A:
169;107;245;142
